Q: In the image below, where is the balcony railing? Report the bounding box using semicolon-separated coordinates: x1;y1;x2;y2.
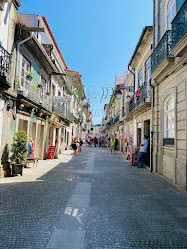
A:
109;118;113;124
151;30;172;74
52;102;73;122
122;105;126;117
129;82;151;113
0;45;12;88
114;114;119;124
17;81;52;112
171;1;187;50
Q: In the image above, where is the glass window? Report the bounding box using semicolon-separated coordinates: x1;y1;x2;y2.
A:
167;1;176;30
138;70;142;87
145;58;151;83
167;0;173;9
164;96;175;139
21;56;31;92
40;77;46;103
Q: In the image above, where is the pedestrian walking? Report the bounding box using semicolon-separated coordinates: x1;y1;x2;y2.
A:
72;138;77;155
138;135;149;168
94;136;97;148
115;137;118;151
110;136;115;155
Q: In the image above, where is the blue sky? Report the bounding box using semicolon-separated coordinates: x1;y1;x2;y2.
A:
19;0;153;125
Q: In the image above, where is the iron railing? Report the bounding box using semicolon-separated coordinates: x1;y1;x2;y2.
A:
129;82;151;113
114;114;119;124
53;102;65;116
52;102;73;122
17;80;52;112
0;45;12;86
66;109;74;122
122;105;126;117
151;30;172;74
172;1;187;50
109;118;113;124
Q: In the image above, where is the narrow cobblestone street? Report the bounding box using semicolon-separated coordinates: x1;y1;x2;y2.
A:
0;147;187;249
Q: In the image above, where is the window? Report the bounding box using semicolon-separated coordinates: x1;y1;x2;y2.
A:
21;56;31;91
52;84;56;96
40;77;46;103
145;58;151;83
164;96;175;146
138;70;142;87
166;0;176;30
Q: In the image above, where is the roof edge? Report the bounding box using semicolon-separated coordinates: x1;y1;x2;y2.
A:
128;26;153;67
42;16;68;70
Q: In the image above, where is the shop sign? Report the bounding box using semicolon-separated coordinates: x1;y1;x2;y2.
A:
47;146;56;159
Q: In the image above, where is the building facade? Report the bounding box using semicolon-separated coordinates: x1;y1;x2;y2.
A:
151;0;187;190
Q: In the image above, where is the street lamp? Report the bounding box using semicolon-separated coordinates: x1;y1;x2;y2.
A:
115;86;134;100
116;89;122;99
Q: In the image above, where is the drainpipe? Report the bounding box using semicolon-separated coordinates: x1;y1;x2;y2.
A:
150;0;156;173
128;65;135;93
15;33;34;84
153;0;155;50
150;78;154;173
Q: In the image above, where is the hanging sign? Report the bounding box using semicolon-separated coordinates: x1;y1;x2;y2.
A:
47;146;56;159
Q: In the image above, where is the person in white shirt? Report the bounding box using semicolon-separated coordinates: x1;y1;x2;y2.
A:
138;135;149;168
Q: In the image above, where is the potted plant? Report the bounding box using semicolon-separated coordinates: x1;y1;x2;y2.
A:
1;144;11;177
11;130;28;176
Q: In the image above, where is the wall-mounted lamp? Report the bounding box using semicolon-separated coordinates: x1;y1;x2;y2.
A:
115;86;134;100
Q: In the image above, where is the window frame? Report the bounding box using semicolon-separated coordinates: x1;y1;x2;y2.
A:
138;69;143;87
21;56;31;91
163;95;175;147
166;0;176;30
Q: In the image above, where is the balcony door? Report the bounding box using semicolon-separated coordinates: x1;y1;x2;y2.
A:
21;56;31;95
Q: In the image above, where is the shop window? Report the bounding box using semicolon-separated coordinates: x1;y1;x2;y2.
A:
164;96;175;146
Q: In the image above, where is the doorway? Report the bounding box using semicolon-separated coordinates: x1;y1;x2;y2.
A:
144;120;150;167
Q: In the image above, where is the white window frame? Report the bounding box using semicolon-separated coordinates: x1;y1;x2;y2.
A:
21;56;31;94
166;0;176;30
138;69;143;87
164;96;175;139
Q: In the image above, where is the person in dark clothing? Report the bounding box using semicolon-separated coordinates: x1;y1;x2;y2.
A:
115;138;118;151
94;137;98;148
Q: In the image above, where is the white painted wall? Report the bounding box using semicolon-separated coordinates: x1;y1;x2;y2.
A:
0;99;5;154
0;3;10;50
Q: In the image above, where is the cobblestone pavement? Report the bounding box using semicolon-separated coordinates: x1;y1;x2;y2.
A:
0;147;187;249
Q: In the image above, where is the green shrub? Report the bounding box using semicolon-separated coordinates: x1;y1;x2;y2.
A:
11;130;28;165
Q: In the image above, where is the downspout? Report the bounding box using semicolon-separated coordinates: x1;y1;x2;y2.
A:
128;65;135;94
150;0;156;173
14;33;33;138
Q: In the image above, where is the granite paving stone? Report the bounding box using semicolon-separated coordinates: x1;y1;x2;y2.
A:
0;147;187;249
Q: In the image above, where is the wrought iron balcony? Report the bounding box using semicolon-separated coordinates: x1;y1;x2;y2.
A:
151;30;172;74
129;82;151;113
0;45;12;89
17;80;52;112
109;118;113;124
52;102;73;122
66;109;74;122
122;105;126;117
52;102;65;117
114;114;119;124
171;1;187;50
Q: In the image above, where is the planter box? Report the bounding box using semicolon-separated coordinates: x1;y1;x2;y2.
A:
12;163;23;177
